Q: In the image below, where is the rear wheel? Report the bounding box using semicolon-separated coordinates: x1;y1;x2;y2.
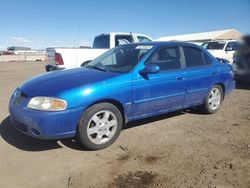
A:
199;85;223;114
77;103;123;150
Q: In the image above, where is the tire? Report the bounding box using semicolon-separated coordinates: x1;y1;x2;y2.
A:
199;85;224;114
77;103;123;150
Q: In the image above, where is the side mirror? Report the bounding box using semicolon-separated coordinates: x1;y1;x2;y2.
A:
140;63;160;74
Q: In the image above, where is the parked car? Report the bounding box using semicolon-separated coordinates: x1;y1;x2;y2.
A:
0;51;14;55
202;40;241;64
45;32;152;71
233;35;250;83
9;42;235;150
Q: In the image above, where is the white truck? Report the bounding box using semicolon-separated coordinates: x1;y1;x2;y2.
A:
201;40;241;64
45;32;152;71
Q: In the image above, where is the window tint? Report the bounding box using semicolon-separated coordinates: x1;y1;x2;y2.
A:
184;47;205;67
137;36;152;42
87;45;152;73
226;42;241;51
115;35;132;47
148;47;181;71
202;42;226;50
203;52;213;65
93;35;110;49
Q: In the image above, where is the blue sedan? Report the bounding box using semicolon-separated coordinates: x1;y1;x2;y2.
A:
9;42;235;150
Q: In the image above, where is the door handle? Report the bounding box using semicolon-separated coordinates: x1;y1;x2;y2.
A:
176;77;185;80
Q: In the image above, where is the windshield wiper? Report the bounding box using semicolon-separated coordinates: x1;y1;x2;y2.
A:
85;65;107;72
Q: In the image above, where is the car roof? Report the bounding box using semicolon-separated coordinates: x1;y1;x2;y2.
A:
205;39;238;43
125;41;202;48
97;32;149;36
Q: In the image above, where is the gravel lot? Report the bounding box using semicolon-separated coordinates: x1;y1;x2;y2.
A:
0;61;250;188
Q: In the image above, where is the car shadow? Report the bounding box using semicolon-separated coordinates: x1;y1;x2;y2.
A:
236;82;250;90
124;108;205;130
0;116;88;151
0;109;202;152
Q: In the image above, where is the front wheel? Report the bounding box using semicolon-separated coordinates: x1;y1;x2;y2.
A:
77;103;123;150
199;85;224;114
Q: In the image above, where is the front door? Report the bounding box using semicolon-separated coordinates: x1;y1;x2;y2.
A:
132;46;186;119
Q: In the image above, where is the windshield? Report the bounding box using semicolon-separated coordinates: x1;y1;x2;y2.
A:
202;41;226;50
86;44;153;73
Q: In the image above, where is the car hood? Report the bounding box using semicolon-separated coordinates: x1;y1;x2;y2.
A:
20;68;119;97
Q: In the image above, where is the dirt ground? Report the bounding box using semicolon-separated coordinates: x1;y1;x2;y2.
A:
0;61;250;188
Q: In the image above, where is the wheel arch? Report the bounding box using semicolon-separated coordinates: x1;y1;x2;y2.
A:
214;83;225;98
85;99;127;125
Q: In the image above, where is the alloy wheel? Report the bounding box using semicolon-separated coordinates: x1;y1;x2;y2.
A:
86;110;118;145
208;88;222;110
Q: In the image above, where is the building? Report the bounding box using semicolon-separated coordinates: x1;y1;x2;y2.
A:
156;29;242;44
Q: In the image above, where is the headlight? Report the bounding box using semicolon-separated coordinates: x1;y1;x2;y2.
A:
27;97;67;111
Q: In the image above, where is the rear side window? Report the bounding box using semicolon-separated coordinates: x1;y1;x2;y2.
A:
148;47;181;71
183;47;205;67
93;35;110;49
203;52;213;65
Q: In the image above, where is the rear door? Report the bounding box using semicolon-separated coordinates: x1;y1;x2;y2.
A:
182;46;218;108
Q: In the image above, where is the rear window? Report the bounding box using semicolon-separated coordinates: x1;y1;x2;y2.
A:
93;35;110;49
202;42;226;50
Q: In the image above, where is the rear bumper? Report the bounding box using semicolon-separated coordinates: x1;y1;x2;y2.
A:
45;64;64;72
234;72;250;83
225;80;236;96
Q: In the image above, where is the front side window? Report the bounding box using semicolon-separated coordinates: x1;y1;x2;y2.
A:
184;47;205;67
226;42;241;51
86;45;153;73
147;47;181;71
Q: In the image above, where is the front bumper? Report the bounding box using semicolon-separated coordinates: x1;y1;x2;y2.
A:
9;94;84;140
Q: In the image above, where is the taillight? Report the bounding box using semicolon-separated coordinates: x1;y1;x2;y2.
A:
55;53;64;65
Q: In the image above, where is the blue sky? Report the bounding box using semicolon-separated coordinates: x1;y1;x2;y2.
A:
0;0;249;49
